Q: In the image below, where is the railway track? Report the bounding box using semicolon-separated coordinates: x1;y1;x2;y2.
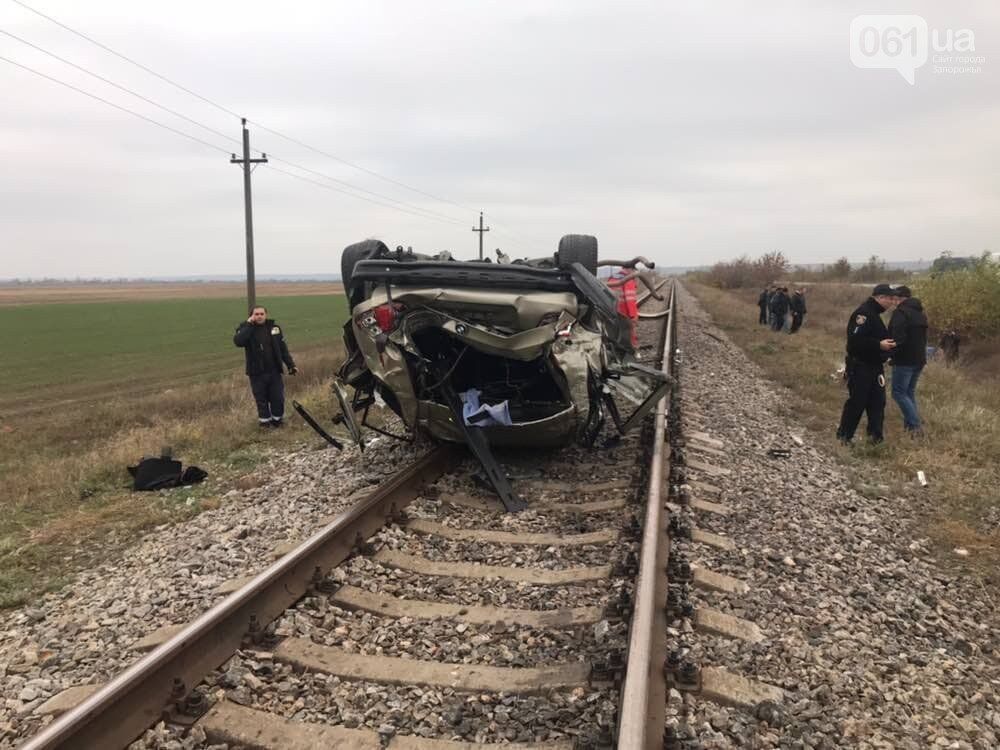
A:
19;281;780;749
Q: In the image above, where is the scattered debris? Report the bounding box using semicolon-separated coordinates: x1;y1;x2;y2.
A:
128;448;207;491
917;470;928;487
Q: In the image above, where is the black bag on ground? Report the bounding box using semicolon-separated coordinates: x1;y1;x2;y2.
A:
128;456;183;491
128;456;208;491
181;466;208;485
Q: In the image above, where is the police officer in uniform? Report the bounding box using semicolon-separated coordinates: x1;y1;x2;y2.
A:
234;305;298;427
836;284;897;444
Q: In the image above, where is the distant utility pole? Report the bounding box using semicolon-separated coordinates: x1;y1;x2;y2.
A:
472;211;490;260
230;118;268;313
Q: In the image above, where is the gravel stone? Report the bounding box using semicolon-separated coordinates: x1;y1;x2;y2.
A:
667;283;1000;748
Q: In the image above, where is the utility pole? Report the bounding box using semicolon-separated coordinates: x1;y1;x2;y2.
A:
230;118;268;313
472;210;490;260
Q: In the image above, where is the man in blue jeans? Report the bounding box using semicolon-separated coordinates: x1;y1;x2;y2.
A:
888;286;929;435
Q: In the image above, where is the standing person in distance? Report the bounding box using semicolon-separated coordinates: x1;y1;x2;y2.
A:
757;286;770;325
769;287;789;332
233;305;298;428
888;285;929;435
836;284;897;445
789;288;807;333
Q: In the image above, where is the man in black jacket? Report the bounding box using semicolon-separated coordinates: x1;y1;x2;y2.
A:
789;288;807;333
769;287;790;331
888;286;929;433
836;284;897;444
757;287;770;325
234;305;298;427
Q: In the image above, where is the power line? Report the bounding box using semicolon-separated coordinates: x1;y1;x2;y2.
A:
0;28;242;149
8;0;243;120
265;164;468;227
247;120;478;214
0;53;475;230
6;0;546;249
0;54;233;154
0;29;469;227
6;0;481;218
266;154;467;225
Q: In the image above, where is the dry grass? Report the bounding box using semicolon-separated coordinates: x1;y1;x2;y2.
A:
687;281;1000;585
0;344;346;608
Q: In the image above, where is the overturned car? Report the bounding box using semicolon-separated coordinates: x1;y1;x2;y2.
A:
324;235;669;511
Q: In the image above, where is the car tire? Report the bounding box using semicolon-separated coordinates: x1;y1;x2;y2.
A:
557;235;599;276
341;239;390;305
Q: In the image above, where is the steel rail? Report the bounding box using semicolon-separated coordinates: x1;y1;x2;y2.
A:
635;278;669;308
21;445;459;750
617;280;675;749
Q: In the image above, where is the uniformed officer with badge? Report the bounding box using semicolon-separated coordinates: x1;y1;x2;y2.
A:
836;284;898;444
234;305;298;428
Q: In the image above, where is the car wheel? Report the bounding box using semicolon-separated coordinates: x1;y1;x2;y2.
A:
557;234;599;276
341;239;390;305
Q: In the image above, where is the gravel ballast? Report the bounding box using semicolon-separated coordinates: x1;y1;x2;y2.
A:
0;437;423;746
669;283;1000;749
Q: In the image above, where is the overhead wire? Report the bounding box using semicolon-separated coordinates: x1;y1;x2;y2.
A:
0;28;242;149
8;0;243;120
8;0;475;216
265;164;468;227
246;120;478;214
0;31;470;227
6;0;546;250
0;54;233;155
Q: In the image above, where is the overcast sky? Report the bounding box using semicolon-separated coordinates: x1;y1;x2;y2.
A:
1;0;997;278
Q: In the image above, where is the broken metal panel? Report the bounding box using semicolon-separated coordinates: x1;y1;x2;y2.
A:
357;286;580;331
350;332;419;428
550;324;604;434
438;381;527;512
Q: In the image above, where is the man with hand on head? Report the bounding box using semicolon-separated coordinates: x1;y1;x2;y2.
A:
836;284;897;445
233;305;298;428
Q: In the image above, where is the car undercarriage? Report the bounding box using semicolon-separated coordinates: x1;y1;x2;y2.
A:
302;235;671;511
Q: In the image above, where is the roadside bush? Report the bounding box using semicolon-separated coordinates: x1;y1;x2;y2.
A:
914;255;1000;336
701;251;789;289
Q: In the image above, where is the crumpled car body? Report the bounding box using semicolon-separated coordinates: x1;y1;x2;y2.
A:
346;285;600;446
329;237;669;510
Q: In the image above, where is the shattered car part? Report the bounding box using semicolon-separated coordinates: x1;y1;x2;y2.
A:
293;400;344;450
333;237;670;510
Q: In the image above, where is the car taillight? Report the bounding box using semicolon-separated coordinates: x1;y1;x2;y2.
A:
374;303;398;332
357;303;405;337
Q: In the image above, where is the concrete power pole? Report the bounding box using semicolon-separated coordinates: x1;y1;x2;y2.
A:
472;211;490;260
230;118;268;313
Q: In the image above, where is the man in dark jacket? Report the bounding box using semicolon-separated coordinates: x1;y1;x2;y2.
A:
836;284;897;444
757;287;770;325
888;286;929;433
789;288;807;333
769;287;790;331
234;305;298;427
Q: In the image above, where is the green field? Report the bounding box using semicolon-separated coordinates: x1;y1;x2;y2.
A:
0;289;352;607
5;294;350;411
